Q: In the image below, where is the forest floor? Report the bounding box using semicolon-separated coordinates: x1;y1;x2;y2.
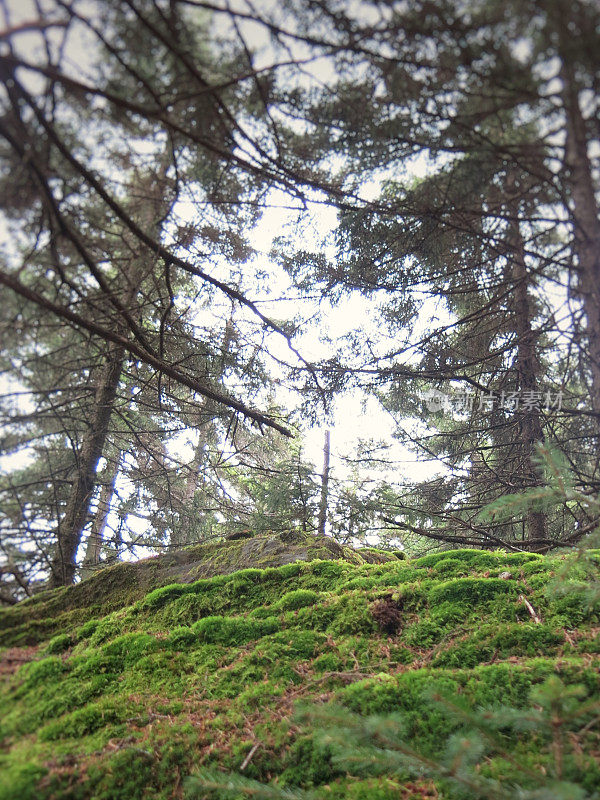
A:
0;533;599;799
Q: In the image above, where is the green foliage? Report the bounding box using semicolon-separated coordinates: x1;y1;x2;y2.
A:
415;550;500;570
265;630;323;660
403;619;445;648
157;592;211;627
101;633;159;666
85;749;155;800
433;624;565;668
167;626;197;648
0;764;48;800
326;595;377;636
76;619;100;641
480;444;600;613
39;703;121;741
88;617;125;647
479;444;579;522
280;735;344;787
141;583;191;610
19;656;65;689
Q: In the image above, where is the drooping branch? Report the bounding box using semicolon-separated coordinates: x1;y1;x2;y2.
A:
0;268;291;436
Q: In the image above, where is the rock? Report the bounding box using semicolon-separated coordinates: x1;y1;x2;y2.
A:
0;531;397;646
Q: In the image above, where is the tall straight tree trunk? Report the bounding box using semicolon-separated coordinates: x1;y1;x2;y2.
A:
48;156;173;586
317;429;330;536
560;55;600;432
80;450;121;578
49;344;125;586
507;211;547;547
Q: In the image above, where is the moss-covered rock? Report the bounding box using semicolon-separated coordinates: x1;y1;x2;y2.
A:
0;532;395;647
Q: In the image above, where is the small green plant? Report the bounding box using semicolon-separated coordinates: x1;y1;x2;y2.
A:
186;676;600;799
479;442;600;607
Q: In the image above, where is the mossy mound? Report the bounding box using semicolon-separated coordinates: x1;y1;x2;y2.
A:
0;546;599;799
0;531;397;647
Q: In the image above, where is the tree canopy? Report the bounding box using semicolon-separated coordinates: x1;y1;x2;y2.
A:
0;0;598;597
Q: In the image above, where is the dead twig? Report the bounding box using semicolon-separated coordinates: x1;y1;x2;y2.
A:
519;594;542;624
240;743;260;771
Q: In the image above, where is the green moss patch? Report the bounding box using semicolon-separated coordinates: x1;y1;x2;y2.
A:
0;547;598;799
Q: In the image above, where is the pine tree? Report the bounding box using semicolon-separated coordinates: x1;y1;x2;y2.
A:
267;0;600;548
0;0;297;590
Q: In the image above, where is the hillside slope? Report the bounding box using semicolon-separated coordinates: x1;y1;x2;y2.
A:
0;531;396;648
1;536;599;799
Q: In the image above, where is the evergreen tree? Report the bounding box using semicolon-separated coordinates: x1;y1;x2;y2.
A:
268;0;600;548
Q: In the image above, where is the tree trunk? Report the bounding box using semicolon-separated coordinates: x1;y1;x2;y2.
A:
80;450;121;579
560;56;600;429
48;344;125;586
317;429;330;536
508;213;547;547
48;156;174;586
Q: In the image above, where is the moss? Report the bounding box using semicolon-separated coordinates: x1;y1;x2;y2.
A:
262;630;324;659
101;632;159;666
429;600;469;625
192;615;279;646
0;763;47;800
358;547;403;561
403;619;445;648
275;589;321;611
1;547;599;800
76;618;100;641
506;552;543;565
237;680;285;710
83;748;156;800
433;624;565;668
342;576;378;591
0;533;383;646
340;671;461;754
19;656;65;689
324;777;417;799
155;592;211;627
88;617;125;647
429;557;469;576
280;735;344;788
326;595;377;637
491;624;564;655
270;562;303;580
44;632;72;654
39;703;122;741
141;583;191;610
72;651;123;680
548;592;596;626
415;549;498;569
312;652;344;672
166;626;197;648
299;560;348;586
429;577;516;607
